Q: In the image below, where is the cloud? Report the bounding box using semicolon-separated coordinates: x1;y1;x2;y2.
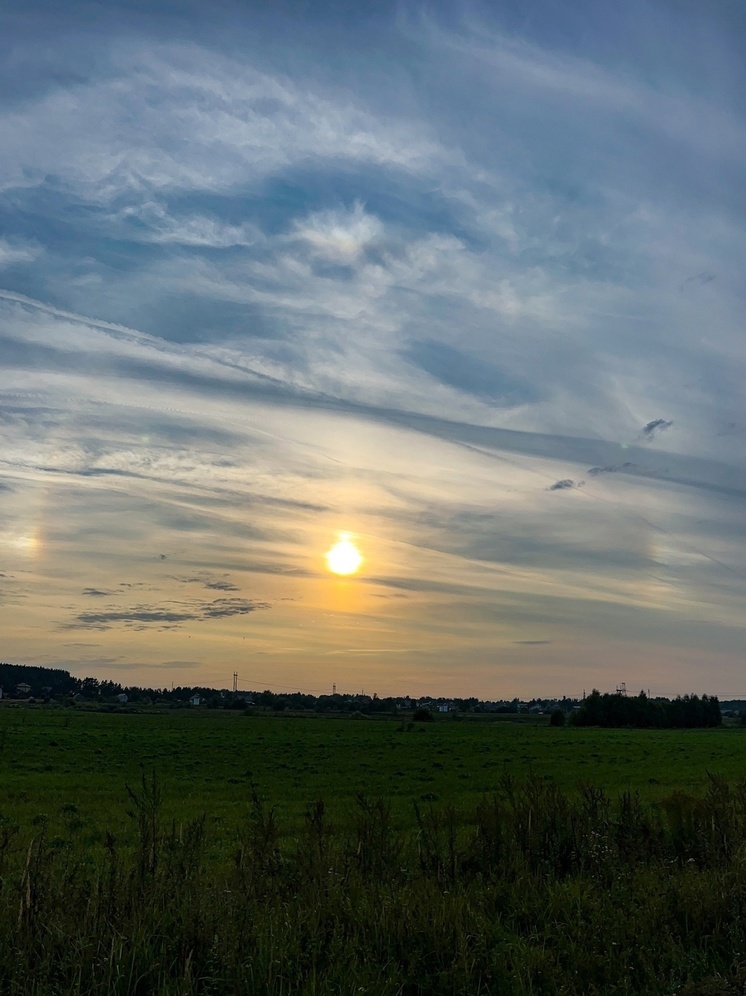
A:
681;272;716;291
178;575;239;592
202;597;270;618
642;419;673;440
548;479;579;491
43;657;205;673
71;608;196;629
418;8;746;172
291;202;383;263
403;339;539;406
119;201;262;248
588;463;635;476
81;588;114;597
0;238;41;267
93;659;206;672
0;40;442;202
68;598;270;629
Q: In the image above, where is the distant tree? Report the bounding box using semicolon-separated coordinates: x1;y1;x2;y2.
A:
549;708;566;727
81;676;100;699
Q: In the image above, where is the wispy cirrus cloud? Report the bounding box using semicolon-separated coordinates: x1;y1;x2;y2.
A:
0;238;42;267
291;201;384;263
0;41;442;201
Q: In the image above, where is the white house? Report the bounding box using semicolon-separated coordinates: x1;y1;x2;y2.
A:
189;694;202;706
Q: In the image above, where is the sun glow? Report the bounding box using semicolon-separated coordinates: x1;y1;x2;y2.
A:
325;534;363;576
3;529;40;556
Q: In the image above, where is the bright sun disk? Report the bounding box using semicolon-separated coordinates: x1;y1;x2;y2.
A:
325;536;363;576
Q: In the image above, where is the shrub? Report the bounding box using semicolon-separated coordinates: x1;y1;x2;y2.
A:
412;708;434;723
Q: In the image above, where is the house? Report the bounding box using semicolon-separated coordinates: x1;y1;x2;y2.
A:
117;693;128;704
189;694;202;706
16;682;31;696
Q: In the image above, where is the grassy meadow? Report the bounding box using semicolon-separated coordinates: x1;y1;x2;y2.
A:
4;706;746;994
2;706;744;831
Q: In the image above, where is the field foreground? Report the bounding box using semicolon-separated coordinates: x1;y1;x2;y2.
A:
2;709;746;993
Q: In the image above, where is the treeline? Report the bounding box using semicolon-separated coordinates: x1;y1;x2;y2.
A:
0;662;79;696
0;663;724;727
572;689;721;728
0;663;574;714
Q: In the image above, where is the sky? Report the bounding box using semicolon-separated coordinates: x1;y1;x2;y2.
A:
1;0;746;698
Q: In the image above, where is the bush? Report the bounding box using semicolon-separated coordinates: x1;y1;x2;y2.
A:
549;708;566;727
413;708;434;723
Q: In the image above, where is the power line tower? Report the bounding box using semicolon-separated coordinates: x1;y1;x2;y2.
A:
333;682;336;695
616;682;627;697
233;671;238;694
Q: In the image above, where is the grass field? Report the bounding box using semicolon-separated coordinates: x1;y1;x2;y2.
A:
1;706;745;834
4;706;746;994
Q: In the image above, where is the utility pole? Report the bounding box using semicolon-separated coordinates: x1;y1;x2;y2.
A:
233;671;238;694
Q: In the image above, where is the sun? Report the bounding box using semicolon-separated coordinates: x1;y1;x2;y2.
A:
325;535;363;576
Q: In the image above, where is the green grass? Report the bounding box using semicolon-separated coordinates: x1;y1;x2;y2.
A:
4;707;746;994
1;706;745;838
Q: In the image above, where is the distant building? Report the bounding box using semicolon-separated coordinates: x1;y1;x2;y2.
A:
117;693;128;704
16;682;31;696
189;694;202;706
